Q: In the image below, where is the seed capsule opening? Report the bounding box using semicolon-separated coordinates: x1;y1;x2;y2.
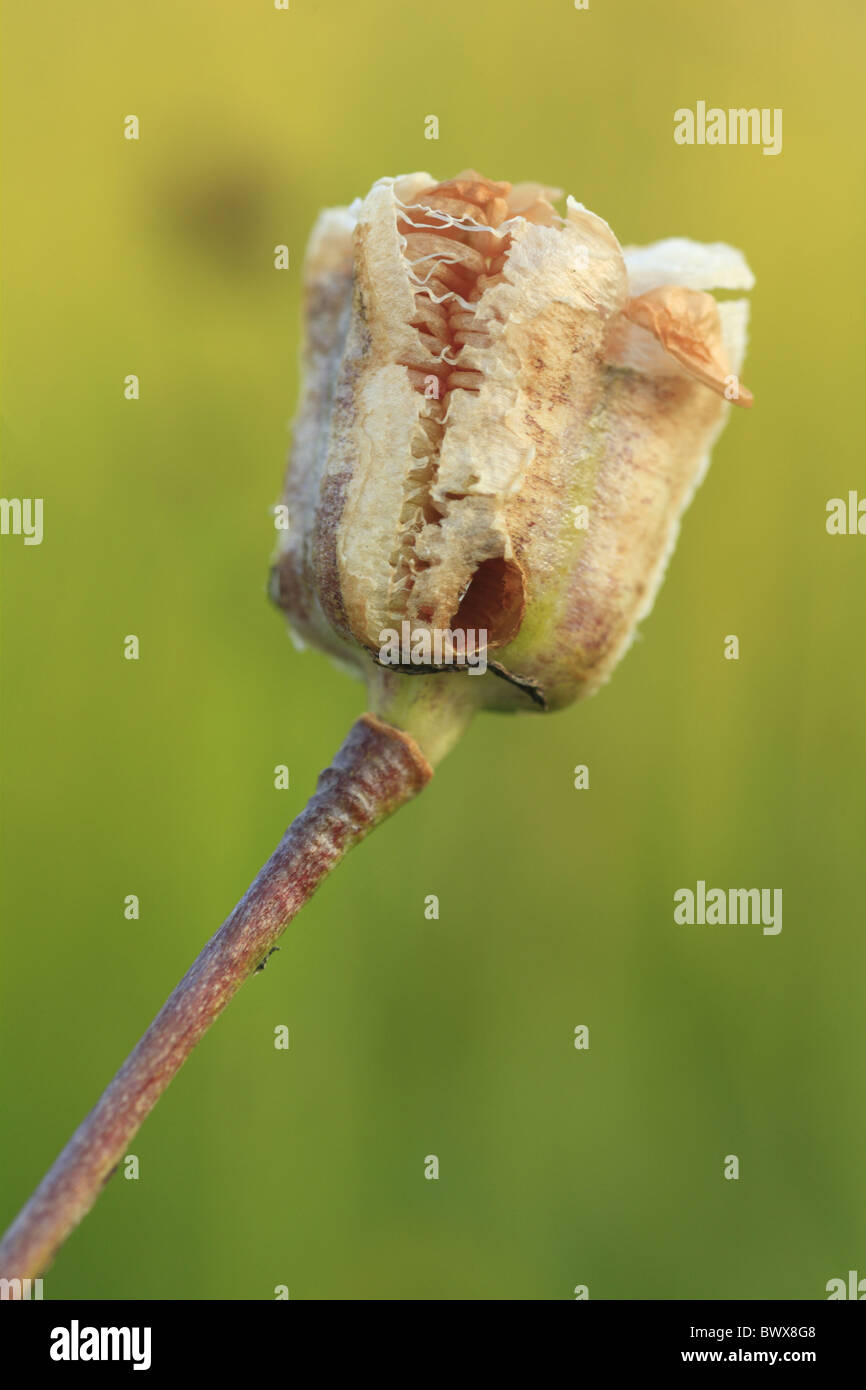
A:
450;556;525;649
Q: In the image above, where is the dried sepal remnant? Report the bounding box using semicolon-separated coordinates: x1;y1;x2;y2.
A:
622;286;754;407
272;171;754;711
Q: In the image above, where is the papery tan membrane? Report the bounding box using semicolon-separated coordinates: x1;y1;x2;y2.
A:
272;172;753;710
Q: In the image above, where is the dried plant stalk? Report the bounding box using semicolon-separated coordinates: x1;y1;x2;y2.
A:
0;715;431;1284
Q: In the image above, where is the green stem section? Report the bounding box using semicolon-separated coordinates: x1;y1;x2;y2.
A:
0;714;432;1285
367;667;481;765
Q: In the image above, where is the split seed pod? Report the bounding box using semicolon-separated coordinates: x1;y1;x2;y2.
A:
271;170;753;717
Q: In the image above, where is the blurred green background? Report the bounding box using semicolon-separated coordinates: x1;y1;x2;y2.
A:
1;0;864;1300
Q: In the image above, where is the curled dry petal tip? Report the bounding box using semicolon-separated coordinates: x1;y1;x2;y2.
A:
622;287;754;408
271;172;754;747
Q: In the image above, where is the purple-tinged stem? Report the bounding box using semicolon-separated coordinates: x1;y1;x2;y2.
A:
0;713;432;1284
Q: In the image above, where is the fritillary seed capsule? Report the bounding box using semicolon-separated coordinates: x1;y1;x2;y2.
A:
271;171;753;753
